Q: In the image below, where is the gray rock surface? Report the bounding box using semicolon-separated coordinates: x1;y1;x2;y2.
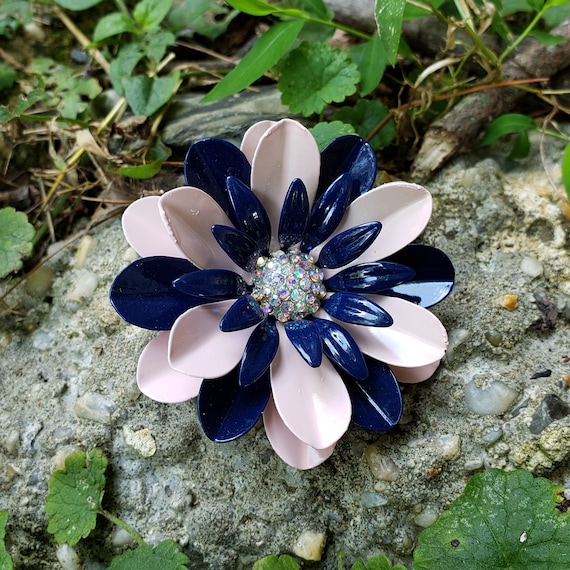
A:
0;125;569;569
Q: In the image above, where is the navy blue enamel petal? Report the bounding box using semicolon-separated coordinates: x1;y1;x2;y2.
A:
197;367;271;442
278;178;310;249
173;269;248;300
313;318;367;380
110;256;209;330
211;224;262;272
239;319;279;386
226;176;271;252
184;139;251;226
317;222;382;269
220;295;265;332
325;262;415;294
318;135;377;202
322;292;393;327
343;357;402;431
383;244;455;308
284;319;322;367
301;173;351;252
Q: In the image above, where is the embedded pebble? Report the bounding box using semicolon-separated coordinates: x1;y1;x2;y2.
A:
25;265;55;298
445;328;470;363
3;429;19;455
360;491;388;508
122;246;139;262
464;380;518;415
529;394;570;435
482;428;503;445
436;435;461;460
365;445;400;481
74;393;115;424
68;269;99;302
521;256;543;278
32;328;54;350
111;527;135;547
74;235;95;269
464;458;484;471
56;544;81;570
495;294;518;311
414;507;439;528
292;530;326;561
123;426;157;457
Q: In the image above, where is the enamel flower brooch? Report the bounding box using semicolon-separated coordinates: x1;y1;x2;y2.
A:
110;119;454;469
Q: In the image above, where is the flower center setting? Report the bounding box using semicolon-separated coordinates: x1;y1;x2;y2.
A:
251;249;327;323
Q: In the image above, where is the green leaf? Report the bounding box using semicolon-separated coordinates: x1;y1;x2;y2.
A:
310;121;356;150
334;99;395;150
351;555;407;570
561;142;570;202
145;30;176;64
53;0;105;10
168;0;237;40
414;468;570;570
93;12;137;43
123;71;180;116
116;160;163;179
528;29;566;45
0;207;34;279
201;20;304;103
0;64;17;91
508;131;530;159
278;42;360;116
107;539;189;570
109;43;145;96
374;0;406;66
357;33;387;96
225;0;304;17
133;0;174;31
0;511;13;570
45;449;107;546
478;113;537;147
0;89;48;122
252;554;300;570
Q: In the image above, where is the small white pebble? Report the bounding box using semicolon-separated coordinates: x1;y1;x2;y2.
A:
3;430;19;455
360;491;388;508
74;393;115;424
482;428;503;445
122;247;139;262
56;544;81;570
445;328;470;363
520;256;543;278
74;235;95;269
436;434;461;460
111;527;135;547
32;328;54;350
365;445;400;481
414;507;439;528
123;426;157;457
292;530;326;561
464;380;518;415
464;458;484;471
68;269;99;302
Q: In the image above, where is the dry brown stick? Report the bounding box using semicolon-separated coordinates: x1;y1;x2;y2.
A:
410;19;570;179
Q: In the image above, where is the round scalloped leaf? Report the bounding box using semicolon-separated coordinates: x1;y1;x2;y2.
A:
277;42;360;117
0;511;13;570
45;449;107;546
310;121;355;151
414;468;570;570
107;539;190;570
253;554;300;570
0;207;34;279
350;555;407;569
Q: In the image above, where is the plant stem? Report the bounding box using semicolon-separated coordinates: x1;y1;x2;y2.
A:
114;0;130;17
499;6;547;63
300;15;371;40
101;510;147;547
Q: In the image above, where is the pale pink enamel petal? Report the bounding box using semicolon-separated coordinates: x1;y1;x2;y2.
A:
270;325;351;450
240;120;276;163
158;186;248;277
389;361;441;384
263;397;335;469
122;196;186;258
315;182;432;275
168;300;253;379
251;119;321;248
341;296;448;368
137;331;202;403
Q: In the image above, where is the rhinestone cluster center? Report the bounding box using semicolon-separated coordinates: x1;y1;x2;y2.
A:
251;249;327;323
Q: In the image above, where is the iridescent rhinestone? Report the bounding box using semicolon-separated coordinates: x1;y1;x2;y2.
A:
250;248;327;322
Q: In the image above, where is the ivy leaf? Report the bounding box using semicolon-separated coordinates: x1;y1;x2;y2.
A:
45;449;107;546
374;0;406;66
278;42;360;116
351;555;407;569
561;142;570;202
123;71;180;116
0;207;34;279
107;540;189;570
133;0;174;31
414;468;570;570
252;554;300;570
0;511;13;570
334;99;395;150
310;121;355;151
478;113;536;147
201;19;303;103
